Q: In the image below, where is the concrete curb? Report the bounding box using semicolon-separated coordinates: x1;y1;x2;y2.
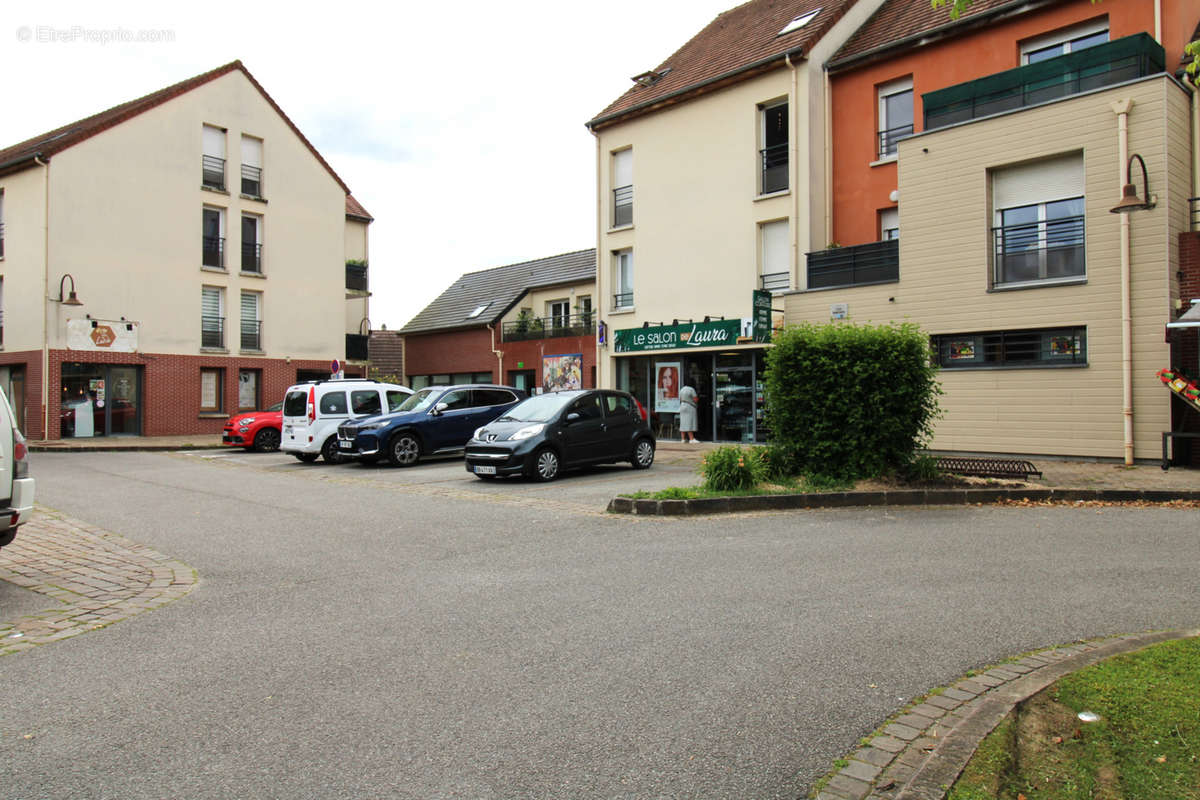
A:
29;443;225;453
608;487;1200;515
815;629;1200;800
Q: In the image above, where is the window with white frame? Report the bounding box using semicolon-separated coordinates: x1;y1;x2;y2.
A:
1021;19;1108;64
200;367;224;412
0;189;5;258
240;290;262;351
992;153;1085;288
760;219;790;291
240;135;263;198
879;208;899;240
241;214;262;273
548;299;570;329
202;124;226;190
877;77;913;159
202;206;225;269
759;100;788;194
201;286;224;349
613;249;634;309
612;148;632;227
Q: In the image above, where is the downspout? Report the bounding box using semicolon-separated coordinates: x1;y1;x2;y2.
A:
823;66;833;247
488;323;504;384
786;53;801;289
594;131;604;388
1111;98;1134;466
36;154;49;440
1187;75;1200;200
1153;0;1161;44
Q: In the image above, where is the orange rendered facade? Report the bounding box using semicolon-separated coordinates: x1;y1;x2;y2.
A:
829;0;1195;247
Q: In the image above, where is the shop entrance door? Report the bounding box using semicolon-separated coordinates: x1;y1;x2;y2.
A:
713;352;756;443
60;364;142;437
507;370;536;396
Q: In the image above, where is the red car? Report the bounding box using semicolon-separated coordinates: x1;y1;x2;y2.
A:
221;401;283;451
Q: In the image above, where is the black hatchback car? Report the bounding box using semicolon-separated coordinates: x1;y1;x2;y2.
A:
464;389;655;481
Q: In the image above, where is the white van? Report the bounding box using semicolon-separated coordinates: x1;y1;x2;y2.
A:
279;379;412;463
0;386;35;549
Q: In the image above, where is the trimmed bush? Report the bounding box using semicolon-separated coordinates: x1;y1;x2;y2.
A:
764;322;941;481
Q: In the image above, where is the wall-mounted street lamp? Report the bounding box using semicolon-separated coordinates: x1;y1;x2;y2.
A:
56;274;83;305
1110;153;1157;214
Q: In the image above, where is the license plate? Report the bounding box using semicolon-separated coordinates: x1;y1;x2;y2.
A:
474;465;497;475
339;440;353;450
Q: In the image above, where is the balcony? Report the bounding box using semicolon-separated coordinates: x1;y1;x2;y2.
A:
202;155;225;190
240;320;262;351
202;236;224;269
1190;197;1199;232
760;143;788;194
345;261;368;292
612;291;634;310
241;164;263;198
806;239;899;290
877;124;913;159
241;242;262;273
345;333;369;361
0;221;5;258
992;216;1085;286
201;316;224;349
502;313;595;343
924;34;1165;131
760;271;790;292
613;185;633;227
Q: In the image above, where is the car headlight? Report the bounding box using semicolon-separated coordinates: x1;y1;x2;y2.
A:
510;423;545;440
473;426;486;440
240;417;256;425
356;422;385;431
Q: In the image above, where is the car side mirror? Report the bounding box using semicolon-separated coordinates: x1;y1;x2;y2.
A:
565;412;580;423
432;402;448;416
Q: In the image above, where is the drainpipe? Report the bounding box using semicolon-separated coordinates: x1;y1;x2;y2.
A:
593;131;604;388
1187;75;1200;200
1154;0;1161;44
823;66;833;247
36;154;49;440
488;323;504;383
1111;98;1135;466
786;53;801;289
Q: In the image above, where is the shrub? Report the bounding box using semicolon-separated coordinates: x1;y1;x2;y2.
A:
757;442;800;482
700;446;764;492
764;322;942;481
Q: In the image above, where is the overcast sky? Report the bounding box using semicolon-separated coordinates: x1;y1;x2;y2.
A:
1;0;740;330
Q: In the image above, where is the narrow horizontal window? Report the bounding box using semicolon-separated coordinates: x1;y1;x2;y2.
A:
932;326;1087;369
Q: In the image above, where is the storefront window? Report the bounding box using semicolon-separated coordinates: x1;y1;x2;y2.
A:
61;363;141;437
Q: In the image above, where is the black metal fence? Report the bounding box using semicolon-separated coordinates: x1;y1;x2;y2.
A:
241;320;262;351
345;262;368;292
760;143;788;194
502;313;595;342
760;271;790;291
202;236;224;269
613;185;633;227
241;164;263;198
0;221;4;259
202;155;225;190
877;124;913;158
201;316;224;349
345;333;368;361
1190;197;1200;231
992;216;1084;285
613;291;634;309
806;239;899;289
241;242;263;273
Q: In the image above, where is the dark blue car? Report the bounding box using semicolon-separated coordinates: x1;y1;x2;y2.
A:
336;384;524;466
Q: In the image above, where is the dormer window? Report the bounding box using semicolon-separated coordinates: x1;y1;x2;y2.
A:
467;302;491;319
778;8;820;36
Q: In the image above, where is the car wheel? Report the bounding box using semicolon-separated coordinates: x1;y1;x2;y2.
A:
388;432;421;467
321;436;345;464
531;447;560;482
253;427;281;452
631;438;656;469
294;452;319;463
0;529;16;548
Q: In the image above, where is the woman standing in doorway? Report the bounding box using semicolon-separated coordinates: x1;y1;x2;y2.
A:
678;382;699;443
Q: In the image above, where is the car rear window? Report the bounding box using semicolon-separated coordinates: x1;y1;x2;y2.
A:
439;390;473;410
283;391;308;417
351;391;381;416
319;392;348;415
473;389;517;407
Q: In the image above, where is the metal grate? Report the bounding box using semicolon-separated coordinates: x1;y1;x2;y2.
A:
935;456;1042;479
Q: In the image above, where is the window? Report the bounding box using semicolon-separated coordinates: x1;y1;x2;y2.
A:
467;302;491;319
202;125;226;190
877;78;913;159
1021;19;1108;64
577;295;593;328
201;286;224;349
569;394;604;421
241;135;263;198
0;189;5;258
992;153;1085;287
202;207;225;268
238;369;260;411
760;101;788;194
778;8;820;36
474;389;518;407
612;148;633;227
439;389;472;410
760;219;790;291
880;208;899;240
548;299;570;329
319;392;348;414
200;368;224;412
350;390;382;416
240;290;261;350
932;327;1087;369
603;393;634;417
612;250;634;309
387;390;409;412
241;214;262;273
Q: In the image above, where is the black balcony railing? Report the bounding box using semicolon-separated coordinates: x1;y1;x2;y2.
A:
345;333;369;361
201;316;224;349
613;185;633;227
241;242;262;273
501;313;595;342
202;236;224;268
924;34;1165;131
345;261;368;292
241;320;262;351
0;221;5;259
760;271;790;291
760;143;788;194
202;155;225;190
877;124;913;158
613;291;634;309
241;164;263;198
806;239;899;290
992;216;1085;286
1190;197;1200;232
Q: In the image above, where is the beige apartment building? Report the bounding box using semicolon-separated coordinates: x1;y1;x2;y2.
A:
0;61;373;439
586;0;885;442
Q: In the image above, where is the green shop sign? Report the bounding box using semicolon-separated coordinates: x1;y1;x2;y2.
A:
614;318;743;353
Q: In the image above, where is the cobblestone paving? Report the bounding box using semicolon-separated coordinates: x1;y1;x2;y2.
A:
0;507;197;656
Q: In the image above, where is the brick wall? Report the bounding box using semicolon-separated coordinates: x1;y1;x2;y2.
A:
0;350;44;439
404;328;495;379
503;336;597;389
368;330;405;379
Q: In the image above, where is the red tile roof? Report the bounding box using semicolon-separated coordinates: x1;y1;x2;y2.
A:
588;0;859;129
0;60;352;196
345;195;373;222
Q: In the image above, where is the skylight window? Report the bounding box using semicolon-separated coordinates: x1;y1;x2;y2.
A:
467;302;491;319
778;8;821;36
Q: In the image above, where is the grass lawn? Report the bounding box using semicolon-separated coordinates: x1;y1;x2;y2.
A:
949;636;1200;800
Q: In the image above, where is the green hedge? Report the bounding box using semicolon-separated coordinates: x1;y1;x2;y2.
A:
764;322;941;480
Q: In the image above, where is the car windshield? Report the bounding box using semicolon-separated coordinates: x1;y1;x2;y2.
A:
498;393;577;423
393;388;440;414
265;401;283;413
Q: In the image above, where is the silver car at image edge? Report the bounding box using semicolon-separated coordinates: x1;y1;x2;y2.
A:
0;386;34;549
